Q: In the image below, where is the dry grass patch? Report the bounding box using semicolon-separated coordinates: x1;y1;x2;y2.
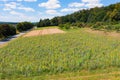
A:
85;28;120;38
24;28;65;37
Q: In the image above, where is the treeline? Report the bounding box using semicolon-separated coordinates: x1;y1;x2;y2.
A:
17;22;34;32
0;22;34;39
37;2;120;30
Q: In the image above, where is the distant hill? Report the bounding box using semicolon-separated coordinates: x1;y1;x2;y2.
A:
0;22;18;25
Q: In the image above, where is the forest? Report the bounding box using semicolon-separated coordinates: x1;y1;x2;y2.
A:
37;2;120;30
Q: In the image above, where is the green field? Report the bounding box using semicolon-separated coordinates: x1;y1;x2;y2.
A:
0;27;120;80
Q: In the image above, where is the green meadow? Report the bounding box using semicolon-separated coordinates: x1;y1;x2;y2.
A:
0;27;120;80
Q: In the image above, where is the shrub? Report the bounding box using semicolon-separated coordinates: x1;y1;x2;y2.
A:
58;23;70;29
71;22;85;28
104;24;120;31
92;22;104;30
104;25;114;30
114;25;120;32
76;22;85;28
0;24;16;38
64;23;71;29
85;23;93;28
17;22;34;32
58;24;64;29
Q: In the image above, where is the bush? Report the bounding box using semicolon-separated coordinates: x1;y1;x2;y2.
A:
17;22;34;32
114;25;120;32
92;22;104;30
104;25;114;30
76;22;85;28
58;23;70;29
64;23;71;29
104;24;120;31
85;23;93;28
58;24;64;29
0;24;16;38
71;22;85;28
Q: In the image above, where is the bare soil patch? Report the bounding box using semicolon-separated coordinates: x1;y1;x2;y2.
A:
24;28;65;37
85;28;120;38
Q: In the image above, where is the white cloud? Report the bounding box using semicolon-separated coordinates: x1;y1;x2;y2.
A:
61;0;103;13
38;12;43;15
82;0;100;3
41;16;53;19
0;0;8;2
68;2;85;7
0;4;3;6
18;6;35;12
85;3;103;8
61;8;80;12
17;0;37;2
38;0;61;9
24;0;37;2
3;2;20;11
17;0;23;1
3;2;35;12
10;11;23;16
6;11;38;22
1;0;37;2
3;8;11;11
82;0;103;8
46;10;59;15
0;15;38;22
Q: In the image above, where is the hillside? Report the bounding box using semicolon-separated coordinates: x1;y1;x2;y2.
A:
0;27;120;79
37;2;120;28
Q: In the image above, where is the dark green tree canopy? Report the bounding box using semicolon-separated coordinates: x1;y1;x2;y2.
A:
37;2;120;27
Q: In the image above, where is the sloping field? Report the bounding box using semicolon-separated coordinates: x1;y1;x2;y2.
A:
24;28;65;37
85;28;120;38
0;28;120;80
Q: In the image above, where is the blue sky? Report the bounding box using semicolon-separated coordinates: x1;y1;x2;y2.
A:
0;0;119;22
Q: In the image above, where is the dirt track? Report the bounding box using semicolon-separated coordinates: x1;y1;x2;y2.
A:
24;28;65;37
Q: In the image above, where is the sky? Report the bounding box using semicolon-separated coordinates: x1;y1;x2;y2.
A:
0;0;120;22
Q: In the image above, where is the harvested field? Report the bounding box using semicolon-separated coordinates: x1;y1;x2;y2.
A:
24;28;65;37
